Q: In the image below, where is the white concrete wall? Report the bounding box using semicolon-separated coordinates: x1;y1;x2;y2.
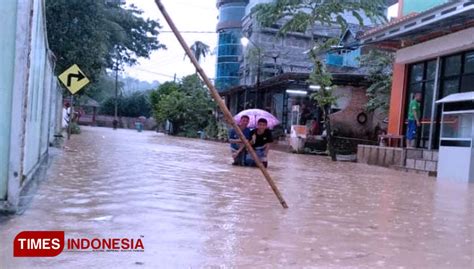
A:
0;0;18;200
23;0;52;177
3;0;60;211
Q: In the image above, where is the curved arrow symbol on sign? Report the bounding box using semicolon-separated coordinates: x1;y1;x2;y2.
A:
67;71;85;87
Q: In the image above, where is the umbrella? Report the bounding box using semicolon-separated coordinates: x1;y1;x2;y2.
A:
234;109;280;129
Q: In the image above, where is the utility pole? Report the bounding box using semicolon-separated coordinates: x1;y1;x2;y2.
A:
113;64;119;130
256;48;261;109
115;67;118;119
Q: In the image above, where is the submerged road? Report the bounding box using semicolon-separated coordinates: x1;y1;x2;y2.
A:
1;126;473;268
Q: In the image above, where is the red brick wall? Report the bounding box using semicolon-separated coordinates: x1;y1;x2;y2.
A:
329;86;373;138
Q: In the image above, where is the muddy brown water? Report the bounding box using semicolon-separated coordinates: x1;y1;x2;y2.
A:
1;126;473;268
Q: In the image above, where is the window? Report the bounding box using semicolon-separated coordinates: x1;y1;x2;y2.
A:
440;50;474;97
461;52;474;92
410;63;424;83
218;4;246;24
441;114;472;139
405;60;437;148
442;78;460;97
217;56;239;63
426;60;437;80
464;52;474;73
461;74;474;92
443;55;461;76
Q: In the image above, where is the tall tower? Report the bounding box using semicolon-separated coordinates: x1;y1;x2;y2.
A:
215;0;249;92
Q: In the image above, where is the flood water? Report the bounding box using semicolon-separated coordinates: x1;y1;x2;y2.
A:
1;126;473;268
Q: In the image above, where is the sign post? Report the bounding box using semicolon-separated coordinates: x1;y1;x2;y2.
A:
59;64;90;139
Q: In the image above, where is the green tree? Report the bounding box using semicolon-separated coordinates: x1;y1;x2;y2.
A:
185;41;211;64
253;0;386;160
46;0;165;84
101;91;152;118
151;75;215;137
150;81;180;111
360;50;394;114
85;73;122;103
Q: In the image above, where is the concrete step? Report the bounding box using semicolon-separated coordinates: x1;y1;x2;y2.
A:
406;148;438;161
405;158;437;172
391;165;437;177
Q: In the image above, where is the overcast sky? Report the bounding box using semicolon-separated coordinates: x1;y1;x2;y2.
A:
124;0;218;83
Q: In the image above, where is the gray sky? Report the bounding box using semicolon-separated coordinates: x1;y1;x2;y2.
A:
124;0;218;83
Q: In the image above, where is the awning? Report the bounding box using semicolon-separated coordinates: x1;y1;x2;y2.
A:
436;92;474;104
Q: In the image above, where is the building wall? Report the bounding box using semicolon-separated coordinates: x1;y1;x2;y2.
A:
24;0;49;177
0;0;18;200
215;0;248;91
1;0;60;211
388;27;474;137
330;86;374;138
396;28;474;64
401;0;449;16
240;2;376;87
240;16;342;86
216;29;243;91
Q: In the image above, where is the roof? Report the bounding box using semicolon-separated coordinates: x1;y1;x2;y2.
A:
360;0;474;48
436;92;474;104
220;71;368;95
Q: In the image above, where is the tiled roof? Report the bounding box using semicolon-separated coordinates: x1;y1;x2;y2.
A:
361;12;419;38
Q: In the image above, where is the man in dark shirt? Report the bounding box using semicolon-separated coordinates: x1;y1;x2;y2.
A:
246;118;273;168
229;115;251;165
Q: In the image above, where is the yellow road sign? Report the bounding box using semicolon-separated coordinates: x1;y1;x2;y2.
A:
58;64;90;94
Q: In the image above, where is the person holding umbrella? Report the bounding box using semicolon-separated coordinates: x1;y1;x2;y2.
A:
246;118;274;168
229;115;251;165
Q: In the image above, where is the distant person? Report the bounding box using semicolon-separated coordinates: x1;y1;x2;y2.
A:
246;118;273;168
310;117;320;135
300;104;311;125
229;115;251;165
62;102;71;130
406;92;422;148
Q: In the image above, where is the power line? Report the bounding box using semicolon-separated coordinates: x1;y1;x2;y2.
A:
129;68;215;80
97;29;216;34
131;68;175;78
161;30;216;34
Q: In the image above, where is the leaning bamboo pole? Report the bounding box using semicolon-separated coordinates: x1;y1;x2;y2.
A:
154;0;288;209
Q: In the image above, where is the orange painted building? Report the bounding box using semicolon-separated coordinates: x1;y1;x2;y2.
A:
361;0;474;149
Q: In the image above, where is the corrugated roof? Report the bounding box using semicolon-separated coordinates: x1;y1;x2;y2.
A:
361;12;420;38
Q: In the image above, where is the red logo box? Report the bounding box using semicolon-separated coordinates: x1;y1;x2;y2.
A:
14;231;65;257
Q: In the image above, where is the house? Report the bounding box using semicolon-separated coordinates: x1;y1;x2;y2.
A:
357;0;474;174
220;5;384;141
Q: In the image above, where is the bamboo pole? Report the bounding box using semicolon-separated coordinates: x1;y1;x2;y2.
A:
154;0;288;209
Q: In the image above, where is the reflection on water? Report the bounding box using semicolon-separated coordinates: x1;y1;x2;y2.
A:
1;127;473;268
